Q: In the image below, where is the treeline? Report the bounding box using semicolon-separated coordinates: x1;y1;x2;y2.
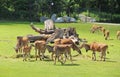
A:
0;0;120;22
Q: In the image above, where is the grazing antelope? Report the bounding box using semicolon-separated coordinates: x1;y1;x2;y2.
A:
14;36;29;54
116;30;120;40
104;30;110;40
22;45;32;61
100;27;106;35
34;40;46;60
53;44;73;65
90;24;102;33
54;38;82;54
80;42;109;61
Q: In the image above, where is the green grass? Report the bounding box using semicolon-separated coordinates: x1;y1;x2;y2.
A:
0;21;120;77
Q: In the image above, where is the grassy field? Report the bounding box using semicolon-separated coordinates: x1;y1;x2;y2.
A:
0;21;120;77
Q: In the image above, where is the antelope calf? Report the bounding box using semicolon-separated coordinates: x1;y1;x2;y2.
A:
34;40;46;60
53;44;73;65
22;45;32;61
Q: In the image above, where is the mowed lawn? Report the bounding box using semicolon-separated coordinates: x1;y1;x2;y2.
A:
0;21;120;77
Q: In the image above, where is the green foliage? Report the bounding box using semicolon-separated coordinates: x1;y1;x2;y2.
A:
0;0;120;23
81;11;120;23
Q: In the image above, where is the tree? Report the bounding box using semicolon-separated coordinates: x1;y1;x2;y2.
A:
0;0;120;22
0;0;13;19
61;0;75;16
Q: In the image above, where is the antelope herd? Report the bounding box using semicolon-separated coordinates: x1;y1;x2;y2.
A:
90;24;110;40
14;22;120;65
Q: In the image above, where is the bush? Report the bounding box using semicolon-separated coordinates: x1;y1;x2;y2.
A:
80;11;120;23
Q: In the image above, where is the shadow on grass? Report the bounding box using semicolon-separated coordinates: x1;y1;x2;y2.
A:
100;57;117;63
28;58;53;62
62;63;80;66
108;38;114;40
44;59;53;62
95;59;117;63
105;60;117;63
56;63;80;66
29;59;36;62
